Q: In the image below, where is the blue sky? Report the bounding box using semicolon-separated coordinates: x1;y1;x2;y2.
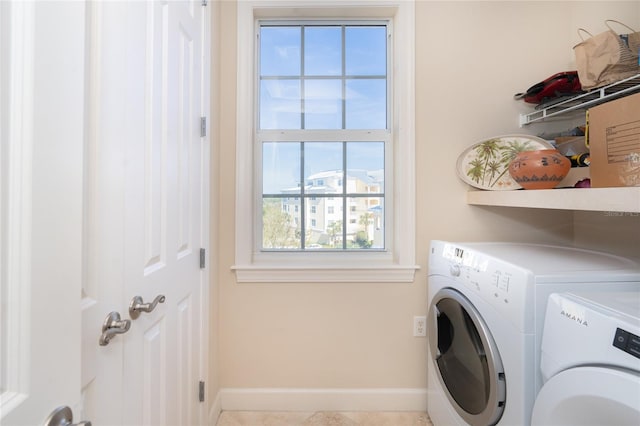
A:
259;24;387;131
260;25;386;77
259;24;387;194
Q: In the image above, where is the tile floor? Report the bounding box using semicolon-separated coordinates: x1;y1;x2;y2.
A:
215;411;432;426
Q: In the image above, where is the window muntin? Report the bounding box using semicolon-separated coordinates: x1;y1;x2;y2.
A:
258;22;389;251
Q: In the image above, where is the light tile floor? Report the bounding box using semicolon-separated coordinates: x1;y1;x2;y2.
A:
215;411;432;426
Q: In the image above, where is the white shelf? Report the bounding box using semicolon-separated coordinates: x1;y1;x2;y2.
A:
472;75;640;213
467;187;640;213
519;73;640;126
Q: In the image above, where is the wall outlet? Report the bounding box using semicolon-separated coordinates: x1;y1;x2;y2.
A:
413;315;426;337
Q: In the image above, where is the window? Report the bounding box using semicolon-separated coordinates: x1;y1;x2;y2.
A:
234;0;416;282
259;22;387;251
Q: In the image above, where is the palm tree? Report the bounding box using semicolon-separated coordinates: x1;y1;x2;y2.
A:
359;212;374;228
475;138;500;185
466;158;484;184
488;140;535;187
327;220;343;248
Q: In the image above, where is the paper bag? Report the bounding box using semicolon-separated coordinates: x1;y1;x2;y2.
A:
573;20;640;90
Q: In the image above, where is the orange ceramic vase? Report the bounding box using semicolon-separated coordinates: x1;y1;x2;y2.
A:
508;149;571;190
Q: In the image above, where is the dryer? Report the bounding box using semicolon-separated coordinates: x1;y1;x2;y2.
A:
531;291;640;425
427;240;640;426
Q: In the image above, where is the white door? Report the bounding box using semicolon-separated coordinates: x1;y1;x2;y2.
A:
83;1;210;426
1;0;209;425
1;1;86;425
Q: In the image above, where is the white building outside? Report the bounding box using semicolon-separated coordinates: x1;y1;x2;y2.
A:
280;169;384;249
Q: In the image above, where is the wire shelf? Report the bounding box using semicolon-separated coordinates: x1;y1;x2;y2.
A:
519;73;640;126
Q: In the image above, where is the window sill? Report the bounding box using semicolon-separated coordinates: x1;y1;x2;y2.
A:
232;264;420;283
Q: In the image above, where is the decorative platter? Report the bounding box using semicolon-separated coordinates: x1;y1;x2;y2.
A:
456;134;554;191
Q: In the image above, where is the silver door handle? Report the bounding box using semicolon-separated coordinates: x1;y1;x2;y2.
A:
99;311;131;346
45;406;92;426
129;294;165;319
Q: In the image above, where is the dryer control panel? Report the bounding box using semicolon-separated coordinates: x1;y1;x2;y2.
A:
540;291;640;380
613;328;640;359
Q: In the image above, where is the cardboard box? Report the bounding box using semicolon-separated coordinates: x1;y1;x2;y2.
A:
588;93;640;187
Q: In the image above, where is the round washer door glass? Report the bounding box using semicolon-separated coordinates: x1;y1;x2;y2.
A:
428;288;506;426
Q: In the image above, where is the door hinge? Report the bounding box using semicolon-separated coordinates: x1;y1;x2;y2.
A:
200;117;206;137
199;380;205;402
200;248;206;269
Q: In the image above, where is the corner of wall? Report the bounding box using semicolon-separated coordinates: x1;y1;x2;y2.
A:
209;389;223;425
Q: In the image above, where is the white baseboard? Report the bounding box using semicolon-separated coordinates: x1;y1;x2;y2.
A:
216;388;427;413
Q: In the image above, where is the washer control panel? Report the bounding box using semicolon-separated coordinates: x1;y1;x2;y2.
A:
439;242;531;331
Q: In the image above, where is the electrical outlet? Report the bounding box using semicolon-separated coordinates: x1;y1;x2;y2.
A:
413;315;426;337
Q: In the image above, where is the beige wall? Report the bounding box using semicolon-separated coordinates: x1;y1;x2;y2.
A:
210;0;640;398
574;211;640;260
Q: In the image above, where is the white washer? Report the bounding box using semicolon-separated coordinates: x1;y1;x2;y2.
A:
531;291;640;426
427;240;640;426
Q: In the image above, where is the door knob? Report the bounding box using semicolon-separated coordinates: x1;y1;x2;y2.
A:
129;294;165;319
44;406;92;426
99;311;131;346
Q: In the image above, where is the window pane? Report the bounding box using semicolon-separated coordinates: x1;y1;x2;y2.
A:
263;142;301;194
260;79;301;129
304;79;343;129
347;142;384;193
262;197;301;249
345;79;386;129
304;143;343;186
304;26;342;76
260;26;301;76
346;26;387;76
348;197;384;249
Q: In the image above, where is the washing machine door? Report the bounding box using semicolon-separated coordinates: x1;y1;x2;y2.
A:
428;288;506;426
532;366;640;426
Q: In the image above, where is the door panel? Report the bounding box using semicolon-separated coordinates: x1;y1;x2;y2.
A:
0;1;85;424
142;0;166;276
177;296;196;425
141;320;166;426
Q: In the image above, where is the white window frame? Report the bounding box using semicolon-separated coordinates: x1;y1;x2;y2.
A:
234;0;417;283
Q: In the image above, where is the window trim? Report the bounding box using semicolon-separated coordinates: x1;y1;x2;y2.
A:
234;0;417;283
